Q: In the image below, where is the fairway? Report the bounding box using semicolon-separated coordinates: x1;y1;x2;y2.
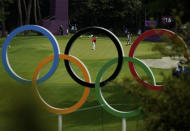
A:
0;35;171;131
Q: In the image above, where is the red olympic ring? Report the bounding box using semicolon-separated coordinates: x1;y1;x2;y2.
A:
129;29;189;90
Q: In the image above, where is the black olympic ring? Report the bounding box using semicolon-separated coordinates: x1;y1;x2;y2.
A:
64;26;124;88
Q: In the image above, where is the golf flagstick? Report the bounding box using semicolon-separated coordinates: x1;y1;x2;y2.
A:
58;114;62;131
122;118;126;131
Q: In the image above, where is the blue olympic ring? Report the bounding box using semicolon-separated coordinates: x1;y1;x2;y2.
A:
1;25;60;84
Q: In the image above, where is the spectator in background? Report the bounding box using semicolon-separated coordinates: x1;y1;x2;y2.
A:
74;24;77;32
138;28;142;36
124;27;128;34
59;24;64;35
71;24;77;33
71;25;75;31
126;32;132;45
172;58;190;78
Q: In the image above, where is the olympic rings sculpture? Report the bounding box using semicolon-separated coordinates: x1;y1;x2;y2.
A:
1;25;189;118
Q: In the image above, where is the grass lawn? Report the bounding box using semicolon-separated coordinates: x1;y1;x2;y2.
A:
0;34;171;131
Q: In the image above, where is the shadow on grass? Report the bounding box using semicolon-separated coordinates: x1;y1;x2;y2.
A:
0;79;144;130
55;84;143;128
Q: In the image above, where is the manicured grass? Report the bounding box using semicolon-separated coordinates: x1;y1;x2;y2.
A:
0;35;170;131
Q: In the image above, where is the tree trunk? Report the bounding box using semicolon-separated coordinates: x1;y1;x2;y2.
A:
22;0;27;20
1;0;6;37
34;0;37;24
37;0;41;21
24;0;33;35
17;0;23;26
1;20;6;37
25;0;33;25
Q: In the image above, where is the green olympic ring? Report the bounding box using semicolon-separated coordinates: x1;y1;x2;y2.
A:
95;56;155;118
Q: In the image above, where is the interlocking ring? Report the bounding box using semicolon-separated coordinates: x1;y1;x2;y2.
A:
95;56;155;118
129;29;189;90
32;54;90;114
1;25;60;84
64;26;124;88
2;25;186;118
1;25;125;115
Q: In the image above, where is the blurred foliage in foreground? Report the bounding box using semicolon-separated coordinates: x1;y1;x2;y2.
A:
113;73;190;130
0;79;55;131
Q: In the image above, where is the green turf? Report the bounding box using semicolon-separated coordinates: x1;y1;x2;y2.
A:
0;35;171;131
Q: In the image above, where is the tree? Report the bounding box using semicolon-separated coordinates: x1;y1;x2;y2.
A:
37;0;41;22
18;0;41;26
69;0;142;33
142;0;190;24
0;0;6;37
0;0;48;33
114;74;190;130
152;11;190;61
25;0;33;25
87;0;142;32
33;0;37;24
0;0;14;37
142;77;190;131
17;0;23;26
22;0;27;17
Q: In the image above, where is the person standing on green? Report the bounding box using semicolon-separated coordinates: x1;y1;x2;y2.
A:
126;32;132;45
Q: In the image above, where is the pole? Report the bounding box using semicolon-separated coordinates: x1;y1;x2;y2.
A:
122;118;126;131
58;114;62;131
